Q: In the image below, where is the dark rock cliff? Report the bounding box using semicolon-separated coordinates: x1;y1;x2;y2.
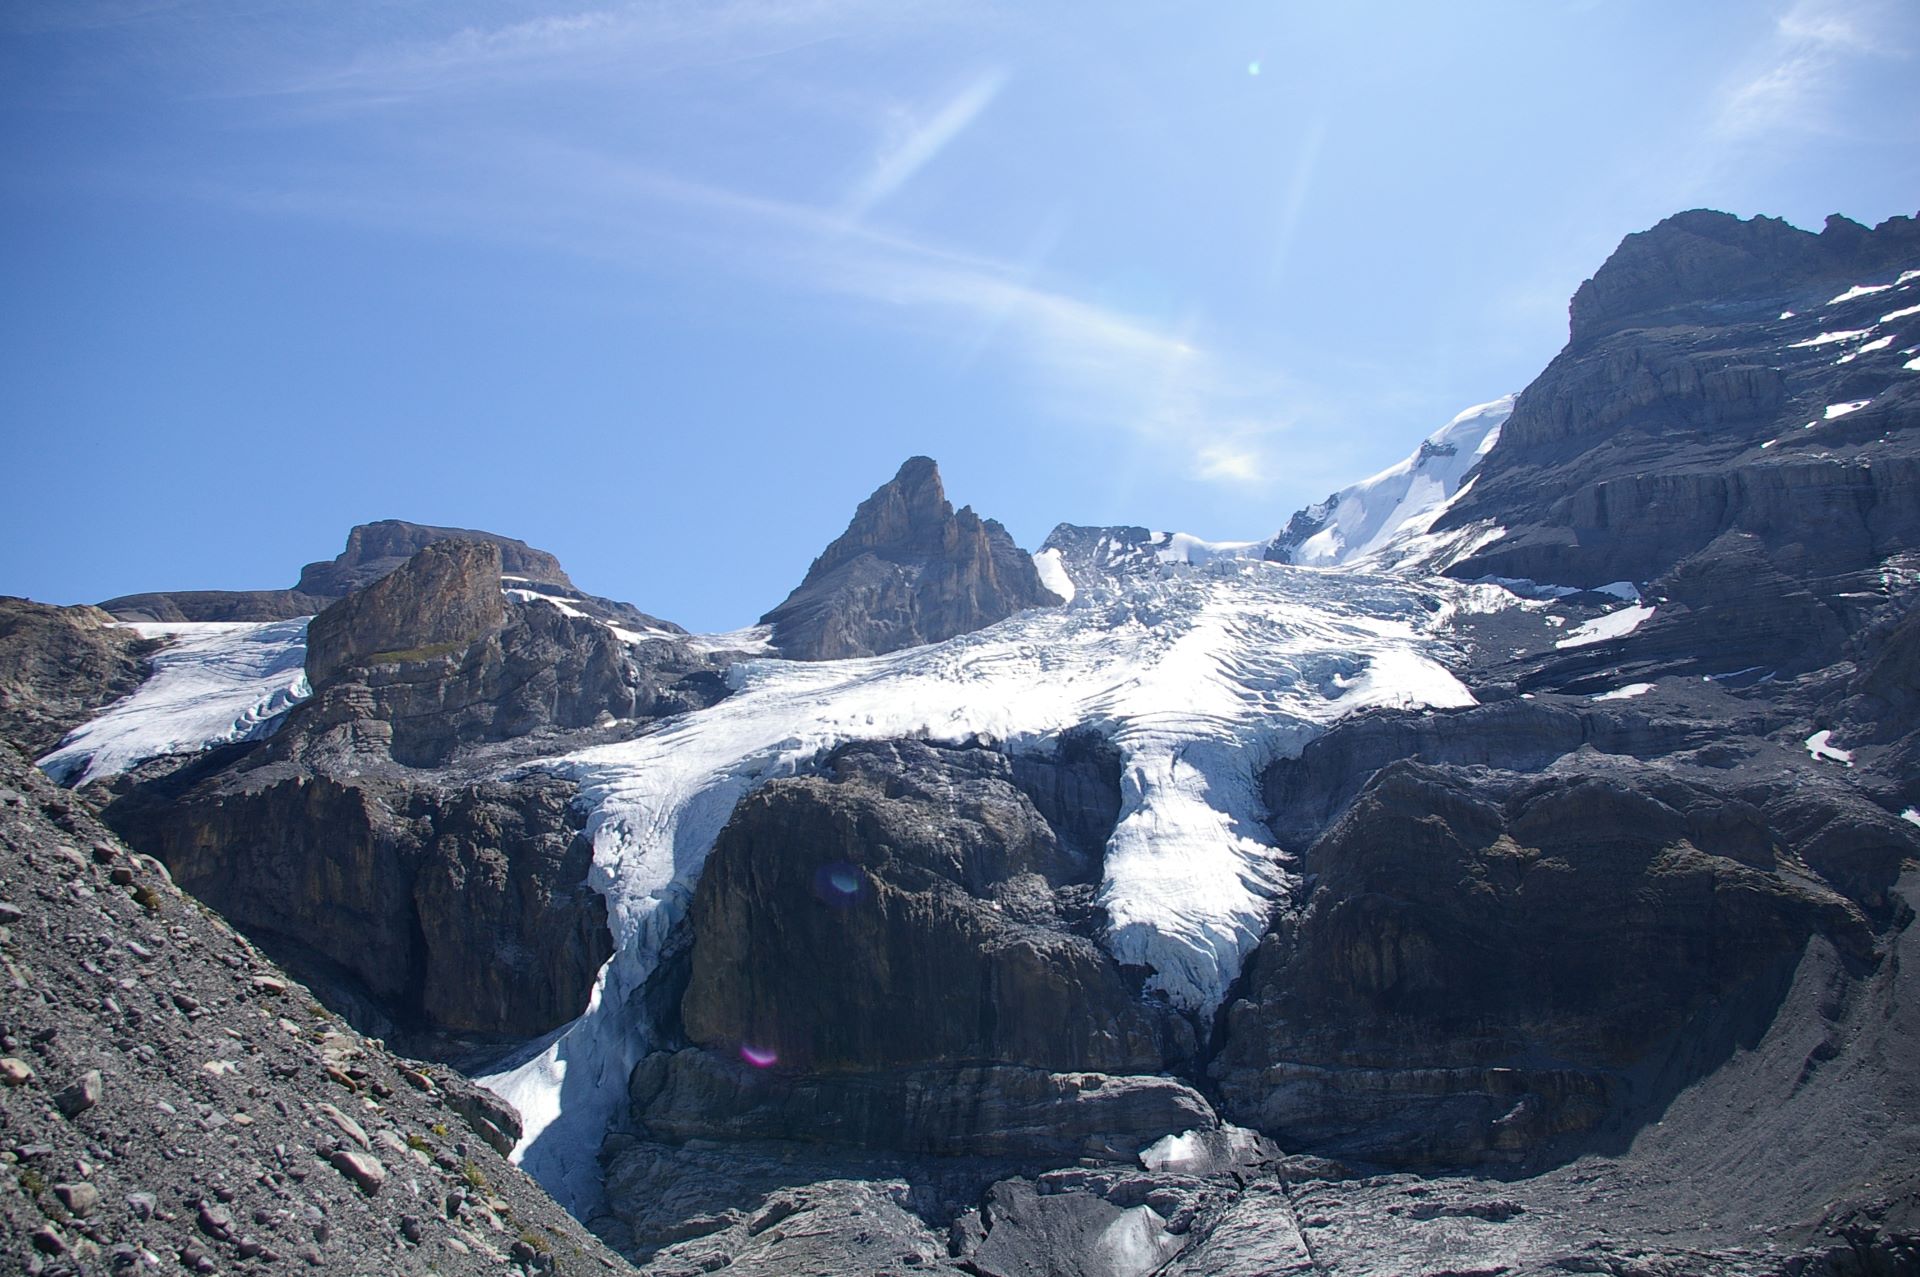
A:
618;737;1205;1167
100;517;635;626
762;457;1063;660
96;540;727;1053
0;598;157;758
1434;211;1920;669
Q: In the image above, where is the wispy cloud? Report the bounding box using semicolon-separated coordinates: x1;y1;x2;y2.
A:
248;0;931;106
1715;0;1906;139
842;68;1007;220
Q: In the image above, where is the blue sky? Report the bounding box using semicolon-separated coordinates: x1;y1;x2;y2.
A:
3;0;1916;631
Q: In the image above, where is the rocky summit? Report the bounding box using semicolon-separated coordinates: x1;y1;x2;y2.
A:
4;207;1920;1277
762;456;1063;659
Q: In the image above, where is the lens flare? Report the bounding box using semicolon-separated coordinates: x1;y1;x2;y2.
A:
812;860;868;906
740;1044;777;1068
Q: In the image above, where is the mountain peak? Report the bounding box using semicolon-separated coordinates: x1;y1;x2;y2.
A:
1567;207;1920;346
762;456;1062;660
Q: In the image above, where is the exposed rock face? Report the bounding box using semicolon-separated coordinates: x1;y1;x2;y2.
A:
105;766;612;1044
98;588;330;623
0;742;631;1275
100;517;596;624
1434;211;1920;669
617;736;1199;1170
0;597;155;757
763;457;1063;659
286;541;719;770
94;539;726;1047
1566;210;1920;345
1220;689;1915;1170
305;539;507;687
628;1052;1213;1161
296;518;575;597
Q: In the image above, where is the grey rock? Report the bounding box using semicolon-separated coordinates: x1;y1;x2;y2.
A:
328;1147;386;1195
53;1069;102;1116
52;1181;100;1216
0;597;156;758
304;539;507;689
295;519;575;598
763;457;1063;660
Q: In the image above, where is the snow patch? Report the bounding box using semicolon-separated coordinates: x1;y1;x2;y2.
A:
1153;533;1266;566
1824;400;1871;420
682;625;777;656
1805;729;1853;767
1902;807;1920;829
1882;303;1920;323
1554;604;1654;649
1032;547;1077;603
1281;395;1514;570
1594;581;1641;602
1592;682;1654;702
1789;329;1873;348
38;621;311;786
1827;283;1893;305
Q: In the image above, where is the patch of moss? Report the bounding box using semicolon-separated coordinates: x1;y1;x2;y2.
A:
366;640;468;665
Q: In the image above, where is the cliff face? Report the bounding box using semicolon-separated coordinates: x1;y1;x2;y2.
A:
101;517;581;624
295;519;576;597
762;457;1062;660
95;538;727;1052
1434;211;1920;671
621;737;1207;1163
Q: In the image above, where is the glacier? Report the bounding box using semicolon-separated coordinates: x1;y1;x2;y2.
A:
481;557;1493;1211
38;619;311;786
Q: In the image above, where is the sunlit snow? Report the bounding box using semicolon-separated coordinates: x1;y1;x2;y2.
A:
38;621;311;786
1826;283;1893;305
1790;329;1873;348
1288;395;1513;569
1554;604;1654;649
1824;400;1870;419
1032;547;1077;602
1592;682;1654;701
480;560;1487;1210
1882;304;1920;323
1805;729;1854;767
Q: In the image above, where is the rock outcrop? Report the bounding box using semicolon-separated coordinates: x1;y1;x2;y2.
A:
100;517;640;626
1432;210;1920;675
763;457;1062;660
106;767;613;1044
295;519;575;597
304;539;507;687
92;539;727;1049
0;598;156;758
617;737;1199;1169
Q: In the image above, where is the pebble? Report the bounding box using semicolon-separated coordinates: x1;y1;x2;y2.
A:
0;1056;34;1086
127;1191;157;1220
317;1101;371;1151
54;1068;102;1116
329;1147;387;1195
53;1181;101;1216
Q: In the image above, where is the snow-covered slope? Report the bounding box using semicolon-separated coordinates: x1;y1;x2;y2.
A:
479;559;1493;1210
1268;395;1514;570
38;620;311;786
